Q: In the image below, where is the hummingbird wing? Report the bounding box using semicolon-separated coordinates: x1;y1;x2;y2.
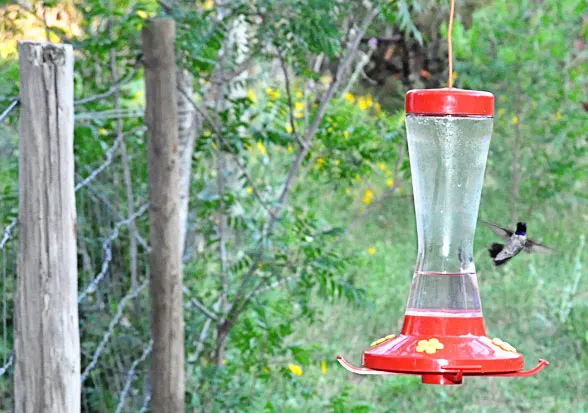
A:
481;220;513;241
524;239;560;254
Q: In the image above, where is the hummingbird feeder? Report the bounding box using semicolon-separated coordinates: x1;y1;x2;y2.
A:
337;88;549;385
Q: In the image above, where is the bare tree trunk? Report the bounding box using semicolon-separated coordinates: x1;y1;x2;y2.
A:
177;69;200;253
15;41;80;413
142;18;185;413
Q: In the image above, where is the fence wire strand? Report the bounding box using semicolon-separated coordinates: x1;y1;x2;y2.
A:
78;203;149;303
80;278;149;385
75;135;122;192
0;219;18;250
0;353;13;378
115;340;153;413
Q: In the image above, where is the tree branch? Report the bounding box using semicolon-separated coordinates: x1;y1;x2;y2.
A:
278;49;305;148
215;132;229;323
189;296;219;323
75;65;141;106
225;6;380;329
270;7;380;227
177;87;277;219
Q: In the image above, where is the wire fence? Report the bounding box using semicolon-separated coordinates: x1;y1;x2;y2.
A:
0;90;155;411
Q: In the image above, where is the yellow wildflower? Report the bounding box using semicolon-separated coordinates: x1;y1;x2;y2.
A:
296;91;303;98
247;88;257;102
203;129;212;137
343;131;350;139
374;102;382;113
321;75;332;86
358;95;374;110
378;163;386;171
370;334;395;347
385;170;392;177
285;123;293;133
320;360;327;376
288;363;303;376
246;187;253;195
362;189;374;205
256;141;267;156
416;338;444;354
271;90;280;99
315;158;326;169
294;102;305;111
294;111;304;119
345;188;351;195
512;115;519;125
263;367;270;374
498;108;505;116
335;159;340;166
99;128;108;135
368;246;376;255
287;144;294;154
211;142;217;150
386;178;394;187
354;175;361;182
555;112;562;121
344;92;355;103
202;0;214;10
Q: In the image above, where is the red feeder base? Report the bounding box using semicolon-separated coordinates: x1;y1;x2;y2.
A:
338;314;549;384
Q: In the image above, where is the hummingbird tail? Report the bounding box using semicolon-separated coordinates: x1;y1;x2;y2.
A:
488;243;504;259
488;243;511;266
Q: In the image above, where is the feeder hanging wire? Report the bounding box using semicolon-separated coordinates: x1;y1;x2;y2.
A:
447;0;456;88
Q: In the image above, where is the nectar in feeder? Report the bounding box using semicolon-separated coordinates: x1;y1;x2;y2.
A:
337;88;548;385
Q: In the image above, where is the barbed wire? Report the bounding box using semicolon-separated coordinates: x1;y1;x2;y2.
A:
0;98;19;125
115;339;153;413
78;203;149;303
80;277;149;385
75;125;146;192
75;108;145;121
0;218;18;250
74;108;193;122
0;353;13;377
139;393;151;413
81;182;151;252
75;136;122;192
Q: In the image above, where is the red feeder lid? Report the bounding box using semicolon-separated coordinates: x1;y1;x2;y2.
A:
405;88;494;116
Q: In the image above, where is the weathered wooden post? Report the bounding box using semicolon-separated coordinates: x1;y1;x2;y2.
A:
15;41;80;412
142;18;185;413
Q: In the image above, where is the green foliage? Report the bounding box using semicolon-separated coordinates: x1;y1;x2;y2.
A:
452;0;587;213
0;0;585;412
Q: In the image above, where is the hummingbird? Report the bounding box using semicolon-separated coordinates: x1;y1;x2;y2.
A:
481;221;558;266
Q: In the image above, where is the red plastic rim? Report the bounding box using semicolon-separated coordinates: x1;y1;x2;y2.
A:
405;88;494;116
362;315;524;374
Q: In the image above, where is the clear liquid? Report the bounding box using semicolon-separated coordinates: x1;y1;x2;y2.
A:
406;115;492;273
405;271;482;317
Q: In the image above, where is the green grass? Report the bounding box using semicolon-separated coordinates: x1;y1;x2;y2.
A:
257;190;587;412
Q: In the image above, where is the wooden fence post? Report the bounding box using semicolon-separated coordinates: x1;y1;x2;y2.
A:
15;41;80;413
142;18;185;413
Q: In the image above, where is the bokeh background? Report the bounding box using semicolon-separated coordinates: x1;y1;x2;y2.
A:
0;0;586;411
